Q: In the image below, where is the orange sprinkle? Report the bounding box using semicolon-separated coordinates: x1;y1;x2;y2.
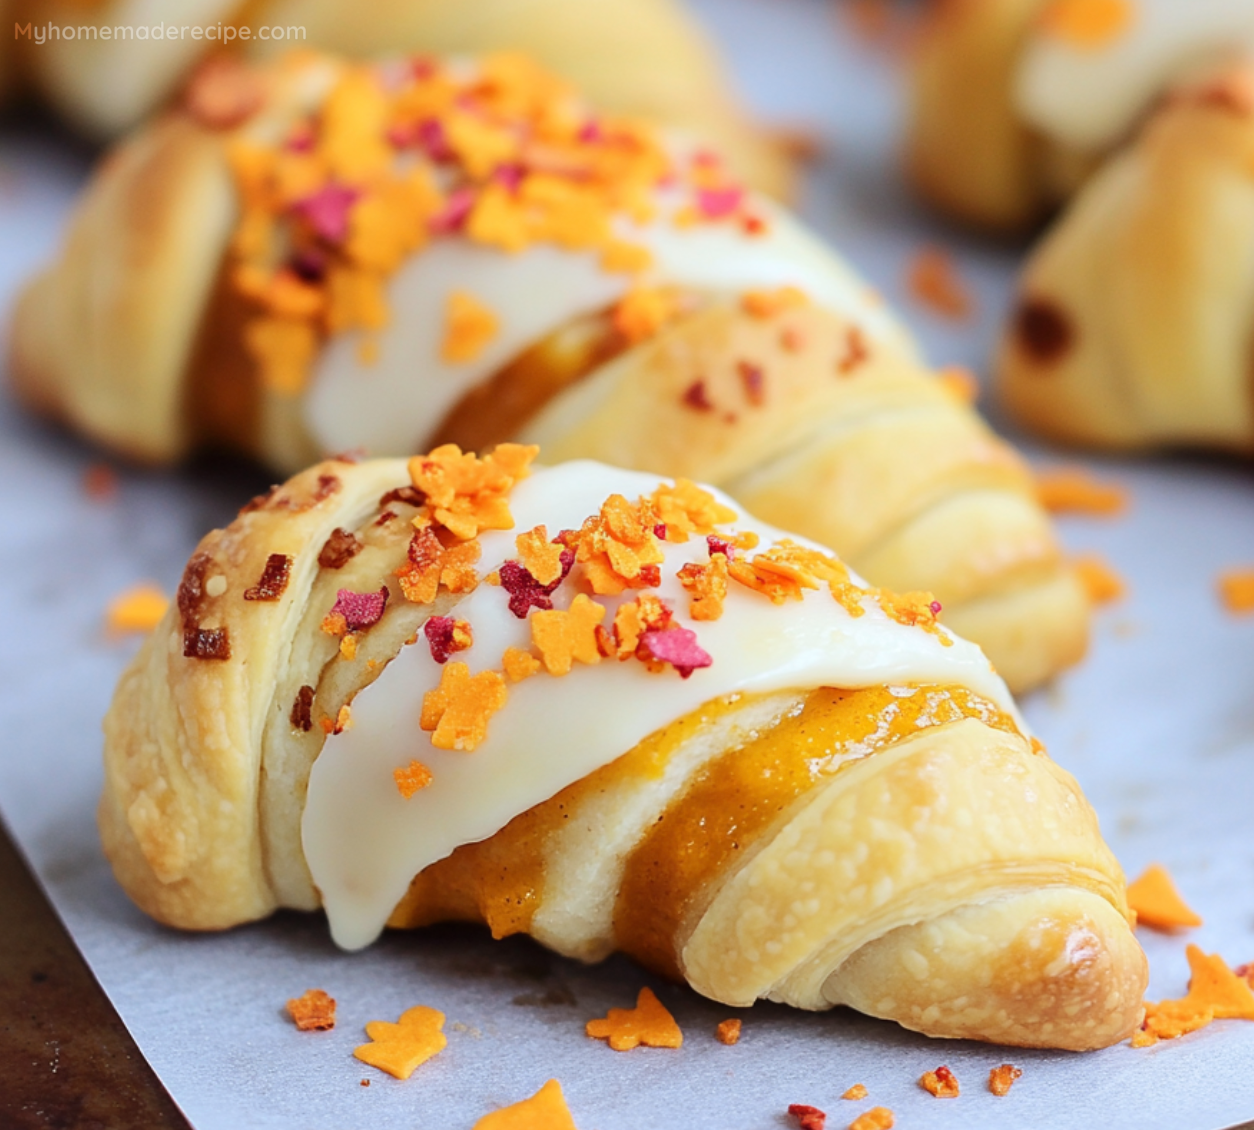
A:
601;239;654;274
1126;864;1202;932
394;759;434;799
1134;946;1254;1047
184;57;266;130
82;463;118;501
286;989;336;1031
516;524;565;585
333;705;353;734
473;1079;579;1130
741;285;808;319
243;316;319;395
503;646;542;682
612;287;681;344
339;634;358;660
575;494;665;596
442;290;499;364
105;583;170;635
531;594;605;675
1039;0;1134;49
1035;468;1128;516
920;1065;959;1098
650;479;738;542
988;1064;1022;1096
715;1019;741;1046
353;1005;447;1080
841;1084;868;1101
1074;554;1125;606
1218;569;1254;615
420;662;508;751
586;987;682;1051
850;1108;894;1130
677;555;729;621
936;365;979;403
407;443;537;541
906;246;973;320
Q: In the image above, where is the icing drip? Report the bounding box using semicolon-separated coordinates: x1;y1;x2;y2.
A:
1016;0;1254;150
301;462;1022;950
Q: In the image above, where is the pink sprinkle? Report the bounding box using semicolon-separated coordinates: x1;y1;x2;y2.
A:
653;523;668;540
493;163;524;193
428;187;476;235
578;119;603;144
695;185;744;220
284;127;314;153
640;627;712;679
411;57;438;82
930;600;943;617
499;550;575;618
682;380;715;412
424;616;466;664
706;536;735;560
292;184;360;244
330;586;389;632
692;149;720;169
417;118;455;162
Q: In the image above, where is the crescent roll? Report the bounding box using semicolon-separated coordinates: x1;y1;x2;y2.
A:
12;0;789;195
100;446;1147;1050
10;51;1090;692
998;66;1254;454
906;0;1254;231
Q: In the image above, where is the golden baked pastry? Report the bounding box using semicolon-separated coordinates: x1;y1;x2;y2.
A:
998;66;1254;454
100;447;1147;1050
906;0;1254;231
10;51;1090;692
12;0;788;194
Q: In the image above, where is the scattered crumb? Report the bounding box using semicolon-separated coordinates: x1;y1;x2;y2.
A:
105;583;170;635
1218;568;1254;615
585;987;682;1051
1073;554;1126;605
473;1079;578;1130
787;1104;826;1130
920;1065;959;1097
906;246;973;320
850;1107;894;1130
988;1063;1022;1096
1133;945;1254;1047
1035;467;1128;516
715;1018;741;1045
841;1084;868;1101
353;1006;447;1079
1126;864;1202;931
82;463;118;501
286;989;336;1031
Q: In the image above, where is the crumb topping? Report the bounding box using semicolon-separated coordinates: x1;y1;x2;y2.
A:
787;1105;826;1130
906;246;972;321
224;54;760;392
841;1084;868;1101
1218;568;1254;615
1035;468;1128;516
715;1018;741;1045
394;759;434;798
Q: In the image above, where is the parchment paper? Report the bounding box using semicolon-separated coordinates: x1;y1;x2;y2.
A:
1;2;1253;1126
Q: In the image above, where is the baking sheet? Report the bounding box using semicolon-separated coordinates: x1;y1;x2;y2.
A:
2;1;1253;1126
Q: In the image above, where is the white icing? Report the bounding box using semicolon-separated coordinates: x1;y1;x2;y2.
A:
302;462;1022;951
302;190;912;457
1015;0;1254;151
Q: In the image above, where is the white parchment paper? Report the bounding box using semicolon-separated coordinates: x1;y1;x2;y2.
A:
1;1;1253;1126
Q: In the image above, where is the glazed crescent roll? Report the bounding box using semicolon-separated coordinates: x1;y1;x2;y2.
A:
906;0;1254;231
12;0;789;194
10;51;1089;692
998;66;1254;454
100;446;1147;1050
